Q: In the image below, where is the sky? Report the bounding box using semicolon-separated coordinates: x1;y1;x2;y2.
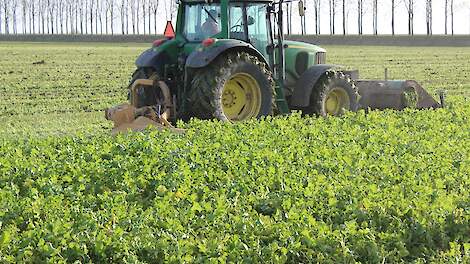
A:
1;0;469;35
158;0;470;35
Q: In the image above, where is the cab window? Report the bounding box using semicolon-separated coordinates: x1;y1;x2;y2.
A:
184;4;221;41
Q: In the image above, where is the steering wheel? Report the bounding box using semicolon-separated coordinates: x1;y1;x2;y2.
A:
230;24;243;31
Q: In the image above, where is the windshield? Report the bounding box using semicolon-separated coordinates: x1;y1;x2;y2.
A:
184;4;221;42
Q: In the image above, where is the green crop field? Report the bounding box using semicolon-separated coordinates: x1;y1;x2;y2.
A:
0;42;469;263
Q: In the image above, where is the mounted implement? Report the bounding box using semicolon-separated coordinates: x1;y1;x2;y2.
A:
105;0;443;133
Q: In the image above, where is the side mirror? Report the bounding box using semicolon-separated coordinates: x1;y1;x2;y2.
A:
298;0;305;17
247;16;255;26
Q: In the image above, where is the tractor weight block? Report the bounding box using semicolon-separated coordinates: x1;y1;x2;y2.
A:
356;80;442;110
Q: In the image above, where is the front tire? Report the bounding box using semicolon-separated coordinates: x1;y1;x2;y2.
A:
308;71;359;116
188;52;274;122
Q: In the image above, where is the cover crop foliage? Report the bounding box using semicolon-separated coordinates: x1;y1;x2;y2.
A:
1;108;469;262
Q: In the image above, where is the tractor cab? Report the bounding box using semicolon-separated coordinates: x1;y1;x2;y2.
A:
178;0;273;60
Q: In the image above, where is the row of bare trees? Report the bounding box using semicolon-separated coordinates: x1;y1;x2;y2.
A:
0;0;466;35
313;0;462;35
0;0;164;35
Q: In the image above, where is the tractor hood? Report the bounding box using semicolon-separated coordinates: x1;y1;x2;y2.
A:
283;40;326;54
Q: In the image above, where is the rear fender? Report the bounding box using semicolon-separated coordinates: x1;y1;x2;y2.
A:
185;39;269;69
135;48;171;75
290;64;339;107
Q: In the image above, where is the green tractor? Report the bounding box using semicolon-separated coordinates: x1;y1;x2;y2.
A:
105;0;442;133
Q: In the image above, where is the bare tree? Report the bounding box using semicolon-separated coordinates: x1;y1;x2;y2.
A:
147;0;151;34
3;0;9;34
357;0;363;35
130;0;136;34
11;0;18;34
66;0;73;33
402;0;414;35
313;0;321;34
109;0;114;34
342;0;346;35
92;0;101;35
372;0;378;35
46;0;55;34
391;0;396;35
97;0;102;33
150;0;158;34
0;0;2;34
0;0;4;34
136;0;140;34
21;0;27;33
57;0;65;34
78;0;84;34
450;0;454;35
30;0;37;34
329;0;337;34
445;0;448;34
118;0;126;34
425;0;432;35
142;0;146;34
104;0;114;34
89;0;93;34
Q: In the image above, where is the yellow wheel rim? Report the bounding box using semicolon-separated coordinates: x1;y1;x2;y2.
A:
324;87;350;116
222;73;261;121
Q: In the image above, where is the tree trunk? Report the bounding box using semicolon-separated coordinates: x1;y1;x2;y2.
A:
136;0;140;35
329;0;332;34
148;3;151;34
4;1;10;34
0;2;2;34
121;0;126;35
342;0;346;35
13;3;17;34
154;9;157;34
90;0;93;34
426;0;432;35
130;1;134;35
314;1;320;35
126;0;129;34
95;0;99;34
373;0;378;35
445;0;448;35
357;0;362;35
408;0;413;35
80;6;83;34
142;0;146;35
105;8;108;34
84;0;87;34
22;2;27;34
451;0;454;35
391;0;395;35
110;3;114;35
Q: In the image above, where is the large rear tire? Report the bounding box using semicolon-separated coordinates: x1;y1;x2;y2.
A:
307;71;359;116
188;52;274;122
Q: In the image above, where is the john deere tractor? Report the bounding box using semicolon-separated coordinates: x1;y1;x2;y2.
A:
105;0;442;133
